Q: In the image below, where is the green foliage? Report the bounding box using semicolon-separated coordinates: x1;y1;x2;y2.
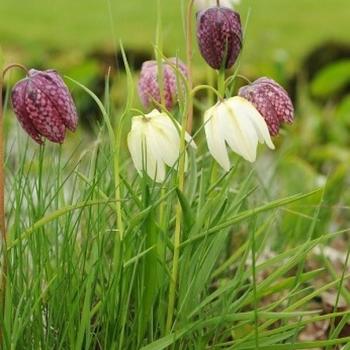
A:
311;60;350;98
2;80;349;348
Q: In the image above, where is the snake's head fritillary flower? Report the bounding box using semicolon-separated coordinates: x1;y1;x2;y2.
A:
238;77;294;136
11;69;78;144
138;58;188;111
204;96;274;171
127;109;196;183
196;6;242;70
196;0;241;11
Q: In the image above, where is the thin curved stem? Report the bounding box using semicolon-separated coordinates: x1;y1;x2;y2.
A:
191;84;223;101
185;0;195;134
0;73;6;305
114;126;124;241
225;73;252;87
165;0;195;334
224;73;252;95
2;63;28;78
236;74;252;84
218;66;226;97
0;63;28;335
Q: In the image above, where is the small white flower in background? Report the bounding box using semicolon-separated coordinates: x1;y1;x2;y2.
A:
204;96;275;171
127;109;196;183
196;0;241;11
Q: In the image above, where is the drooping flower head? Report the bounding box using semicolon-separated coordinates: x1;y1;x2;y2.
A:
11;69;78;144
204;96;274;171
196;6;242;70
138;58;188;111
127;109;196;183
238;77;294;136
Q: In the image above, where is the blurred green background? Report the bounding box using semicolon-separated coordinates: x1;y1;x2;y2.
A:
1;0;350;231
1;0;349;74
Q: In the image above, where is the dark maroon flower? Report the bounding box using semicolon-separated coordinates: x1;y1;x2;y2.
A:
196;6;242;70
138;58;188;110
238;77;294;136
11;69;78;144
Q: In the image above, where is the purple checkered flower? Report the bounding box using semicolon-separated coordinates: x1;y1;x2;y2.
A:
138;58;188;110
11;69;78;144
196;6;242;70
238;77;294;136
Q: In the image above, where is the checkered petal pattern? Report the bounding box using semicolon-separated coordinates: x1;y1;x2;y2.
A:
11;69;78;144
196;6;242;70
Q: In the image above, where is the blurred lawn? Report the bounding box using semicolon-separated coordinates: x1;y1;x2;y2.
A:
0;0;349;75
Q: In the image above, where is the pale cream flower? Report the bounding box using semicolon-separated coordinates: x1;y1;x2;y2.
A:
204;96;275;171
196;0;241;11
127;109;196;182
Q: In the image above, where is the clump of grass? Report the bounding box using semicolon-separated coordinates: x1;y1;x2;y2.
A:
0;1;349;349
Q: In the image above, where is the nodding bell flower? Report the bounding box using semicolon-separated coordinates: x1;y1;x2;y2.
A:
204;96;274;171
11;69;78;144
196;6;242;70
196;0;241;11
238;77;294;136
138;58;188;111
127;109;196;183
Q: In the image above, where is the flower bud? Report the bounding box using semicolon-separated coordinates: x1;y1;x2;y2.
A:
11;69;78;144
196;6;242;70
138;58;188;110
238;77;294;136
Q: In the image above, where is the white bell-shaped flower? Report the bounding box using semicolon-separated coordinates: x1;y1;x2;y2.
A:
204;96;275;171
127;109;196;183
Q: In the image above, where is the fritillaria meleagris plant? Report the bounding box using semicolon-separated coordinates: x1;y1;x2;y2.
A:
130;2;199;333
138;58;188;111
196;5;242;70
0;64;78;299
193;0;295;171
125;0;296;335
238;77;294;136
11;68;78;144
0;0;302;346
133;58;193;182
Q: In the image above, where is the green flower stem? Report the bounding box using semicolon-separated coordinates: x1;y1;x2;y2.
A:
114;126;124;241
185;0;195;134
217;66;226;98
0;63;28;345
156;0;165;107
191;84;223;101
251;223;260;349
207;67;215;105
156;0;167;267
0;64;28;291
165;0;195;334
210;66;226;185
0;71;7;312
165;154;186;334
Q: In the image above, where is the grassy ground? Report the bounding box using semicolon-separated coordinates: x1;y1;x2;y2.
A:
0;0;350;75
2;75;349;349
